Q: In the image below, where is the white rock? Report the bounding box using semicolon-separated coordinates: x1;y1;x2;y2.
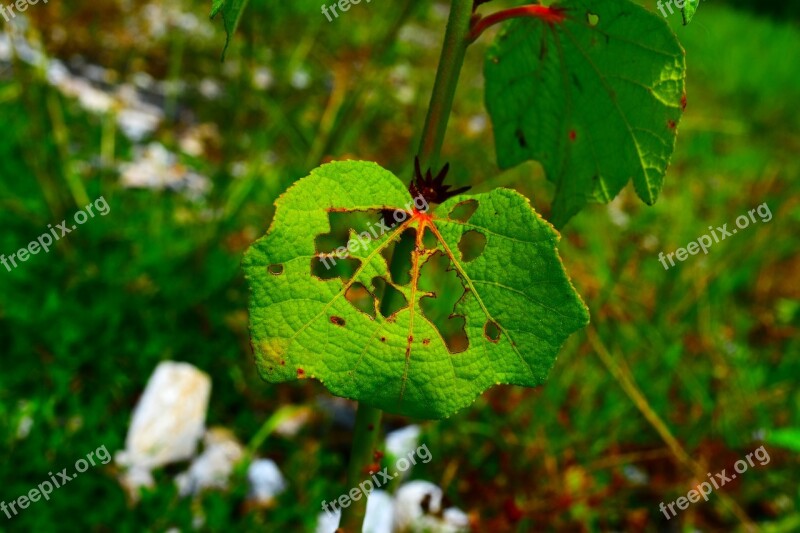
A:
442;507;470;530
315;507;341;533
315;490;394;533
363;490;394;533
175;428;244;497
116;108;163;142
116;361;211;496
394;481;468;533
385;425;421;460
394;480;443;530
247;459;287;505
119;143;211;201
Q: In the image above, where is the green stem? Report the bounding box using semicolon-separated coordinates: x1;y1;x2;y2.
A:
338;403;383;530
339;2;474;530
381;0;474;314
417;0;475;171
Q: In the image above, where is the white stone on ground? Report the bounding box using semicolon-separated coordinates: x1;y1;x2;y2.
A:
115;361;211;498
247;458;287;505
175;428;244;497
394;480;468;533
315;490;394;533
385;425;421;459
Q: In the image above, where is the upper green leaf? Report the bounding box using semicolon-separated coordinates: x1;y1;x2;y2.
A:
210;0;251;61
682;0;700;25
484;0;686;227
243;161;589;419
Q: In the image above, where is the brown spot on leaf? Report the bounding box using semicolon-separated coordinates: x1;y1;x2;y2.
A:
485;320;502;343
423;338;431;345
330;316;346;326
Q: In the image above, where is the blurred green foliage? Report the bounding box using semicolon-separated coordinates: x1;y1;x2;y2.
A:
0;0;798;531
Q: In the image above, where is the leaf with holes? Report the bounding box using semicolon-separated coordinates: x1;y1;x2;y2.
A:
484;0;686;227
243;160;589;419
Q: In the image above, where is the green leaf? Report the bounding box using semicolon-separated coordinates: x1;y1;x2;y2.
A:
243;161;589;419
484;0;686;227
682;0;700;25
766;428;800;453
210;0;251;61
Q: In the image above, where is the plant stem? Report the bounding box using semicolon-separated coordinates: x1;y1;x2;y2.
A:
417;0;475;171
340;2;474;530
338;403;383;530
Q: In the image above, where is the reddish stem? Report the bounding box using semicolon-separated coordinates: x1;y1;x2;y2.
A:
468;5;566;42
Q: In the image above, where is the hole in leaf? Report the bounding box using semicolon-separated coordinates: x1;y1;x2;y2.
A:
316;211;379;252
372;276;409;318
484;320;501;343
587;12;599;26
314;209;391;273
311;256;362;282
380;228;417;286
458;230;487;262
421;226;438;250
345;282;377;320
448;200;478;223
418;252;469;353
268;264;284;275
330;316;346;327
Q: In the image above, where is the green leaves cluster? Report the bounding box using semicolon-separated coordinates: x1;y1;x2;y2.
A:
238;0;687;418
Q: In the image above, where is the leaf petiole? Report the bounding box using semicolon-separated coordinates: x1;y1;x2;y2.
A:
468;4;566;43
